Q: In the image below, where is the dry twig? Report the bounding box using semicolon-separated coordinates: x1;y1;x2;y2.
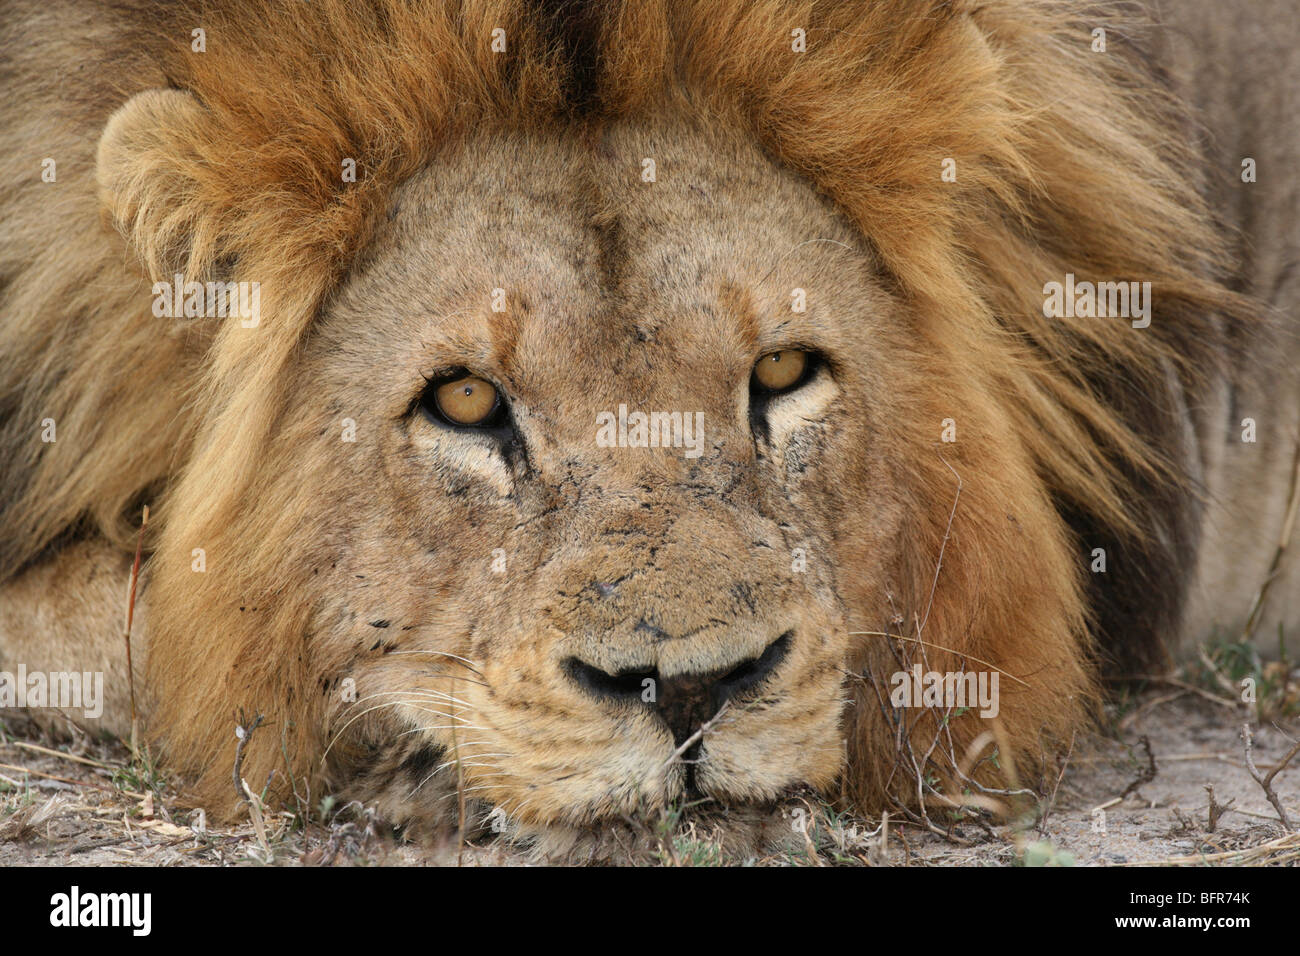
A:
233;712;271;853
4;740;114;770
1092;735;1157;813
1204;784;1236;832
124;505;149;747
1241;723;1298;830
659;700;733;770
1240;438;1300;644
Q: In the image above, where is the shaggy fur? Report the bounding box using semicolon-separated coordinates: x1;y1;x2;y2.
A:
0;0;1292;842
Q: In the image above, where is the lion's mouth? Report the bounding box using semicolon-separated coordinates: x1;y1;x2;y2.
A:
361;623;848;835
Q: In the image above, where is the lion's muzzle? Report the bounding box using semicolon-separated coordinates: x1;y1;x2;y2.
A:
563;628;793;747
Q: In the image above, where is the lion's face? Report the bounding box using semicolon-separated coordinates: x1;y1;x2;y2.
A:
272;117;915;828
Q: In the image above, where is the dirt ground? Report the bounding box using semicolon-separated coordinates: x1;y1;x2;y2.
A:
2;681;1297;866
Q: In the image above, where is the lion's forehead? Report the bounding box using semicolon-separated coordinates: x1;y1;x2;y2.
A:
319;116;883;409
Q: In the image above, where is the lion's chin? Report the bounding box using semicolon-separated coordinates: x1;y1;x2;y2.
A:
487;792;820;865
373;764;822;862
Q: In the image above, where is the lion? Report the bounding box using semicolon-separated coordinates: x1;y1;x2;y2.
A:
0;0;1296;851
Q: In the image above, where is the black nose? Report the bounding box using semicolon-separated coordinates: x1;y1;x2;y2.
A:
564;631;792;746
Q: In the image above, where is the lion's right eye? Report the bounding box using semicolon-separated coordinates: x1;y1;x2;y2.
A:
752;349;812;393
420;371;506;429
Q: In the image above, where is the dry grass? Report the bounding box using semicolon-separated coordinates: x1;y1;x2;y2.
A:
3;673;1297;866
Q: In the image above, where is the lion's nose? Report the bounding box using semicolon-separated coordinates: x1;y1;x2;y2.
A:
563;631;792;746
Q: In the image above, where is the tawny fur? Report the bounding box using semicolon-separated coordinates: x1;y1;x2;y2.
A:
0;0;1295;842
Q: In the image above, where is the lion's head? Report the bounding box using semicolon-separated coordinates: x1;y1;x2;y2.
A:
0;0;1240;845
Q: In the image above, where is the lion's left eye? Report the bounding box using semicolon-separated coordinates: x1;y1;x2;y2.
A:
420;370;506;428
751;349;812;393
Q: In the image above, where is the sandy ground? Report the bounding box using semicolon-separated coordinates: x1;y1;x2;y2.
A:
2;685;1297;866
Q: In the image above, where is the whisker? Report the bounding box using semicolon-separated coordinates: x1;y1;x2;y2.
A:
322;700;473;762
393;725;471;735
344;688;477;710
385;648;485;676
408;763;507;798
435;784;501;803
338;691;475;721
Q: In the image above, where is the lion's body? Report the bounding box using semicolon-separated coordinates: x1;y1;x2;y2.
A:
0;0;1296;842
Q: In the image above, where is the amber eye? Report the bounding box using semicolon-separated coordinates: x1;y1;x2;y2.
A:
752;349;810;392
427;372;502;427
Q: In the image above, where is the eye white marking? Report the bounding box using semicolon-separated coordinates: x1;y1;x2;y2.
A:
412;423;514;497
762;366;837;457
